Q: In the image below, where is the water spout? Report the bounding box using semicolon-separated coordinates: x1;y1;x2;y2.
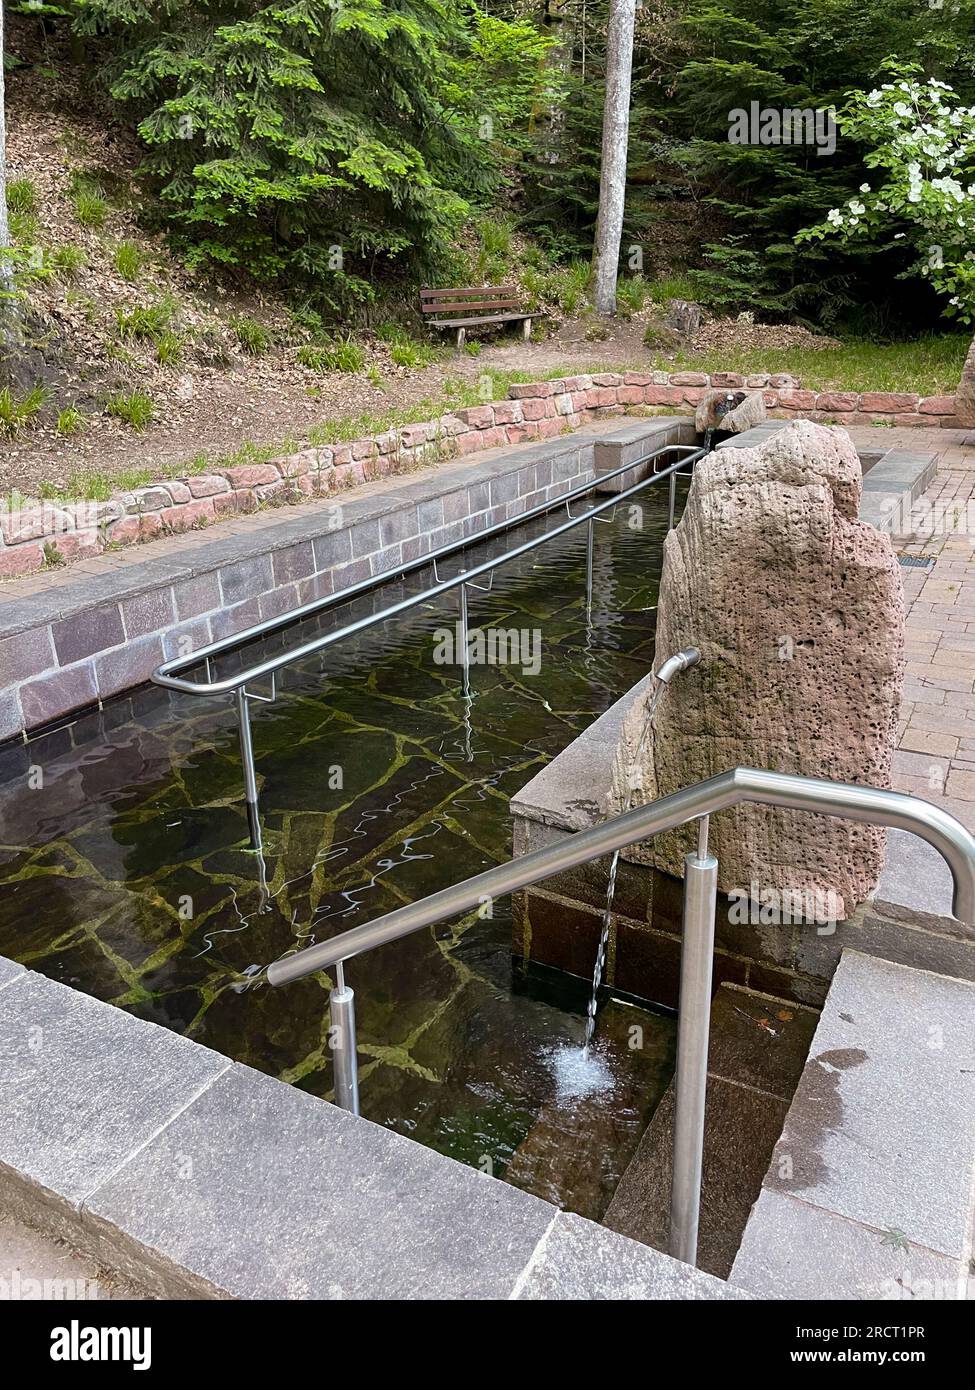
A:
583;646;703;1055
654;647;701;685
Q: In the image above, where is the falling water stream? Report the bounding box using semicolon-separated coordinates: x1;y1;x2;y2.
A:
583;676;666;1054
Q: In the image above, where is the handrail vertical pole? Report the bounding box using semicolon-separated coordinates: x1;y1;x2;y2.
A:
329;961;360;1115
235;688;263;851
668;471;677;531
585;517;594;619
459;580;471;697
669;821;718;1267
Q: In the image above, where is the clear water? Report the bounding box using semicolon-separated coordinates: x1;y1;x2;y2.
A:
0;485;687;1220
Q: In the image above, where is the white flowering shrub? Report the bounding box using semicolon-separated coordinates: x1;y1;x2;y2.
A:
798;63;975;324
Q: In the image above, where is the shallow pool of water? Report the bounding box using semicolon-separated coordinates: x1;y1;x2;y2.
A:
0;487;686;1219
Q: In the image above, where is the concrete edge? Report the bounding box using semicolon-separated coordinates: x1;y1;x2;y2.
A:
0;956;750;1301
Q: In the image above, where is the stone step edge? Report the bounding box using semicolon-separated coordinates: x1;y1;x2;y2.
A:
0;957;747;1301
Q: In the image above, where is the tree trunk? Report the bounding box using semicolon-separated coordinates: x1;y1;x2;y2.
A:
591;0;635;316
956;332;975;427
0;1;10;276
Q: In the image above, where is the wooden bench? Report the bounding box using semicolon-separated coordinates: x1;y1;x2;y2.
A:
420;285;538;350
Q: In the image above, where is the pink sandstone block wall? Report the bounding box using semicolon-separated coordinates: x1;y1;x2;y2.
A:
0;371;959;581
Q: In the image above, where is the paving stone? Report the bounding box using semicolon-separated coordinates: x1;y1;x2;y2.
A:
50;605;124;665
18;663;97;727
0;955;25;991
731;1190;964;1300
120;588;176;639
84;1064;555;1300
0;971;230;1230
516;1212;750;1300
0;628;55;686
762;951;975;1260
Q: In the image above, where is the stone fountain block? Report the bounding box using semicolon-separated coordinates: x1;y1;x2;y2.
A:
609;421;906;921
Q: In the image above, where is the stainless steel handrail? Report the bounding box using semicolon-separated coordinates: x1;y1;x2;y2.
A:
266;766;975;983
151;439;704;850
152;442;700;697
263;766;975;1269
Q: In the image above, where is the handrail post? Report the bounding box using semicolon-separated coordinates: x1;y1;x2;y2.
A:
329;962;360;1115
585;517;594;619
235;688;263;851
669;821;718;1267
668;471;677;531
459;580;471;697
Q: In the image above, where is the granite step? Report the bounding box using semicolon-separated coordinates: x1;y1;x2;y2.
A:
730;950;975;1299
601;982;819;1278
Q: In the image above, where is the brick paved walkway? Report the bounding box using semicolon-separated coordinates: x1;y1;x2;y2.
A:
849;426;975;831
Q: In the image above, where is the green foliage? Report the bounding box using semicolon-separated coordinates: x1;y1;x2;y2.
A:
231;315;272;355
0;384;48;437
105;389;154;430
48;244;87;278
57;405;87;435
7;178;37;216
652;0;975;329
70;173;109;228
797;65;975;324
114;241;144;280
116;297;174;341
71;0;556;305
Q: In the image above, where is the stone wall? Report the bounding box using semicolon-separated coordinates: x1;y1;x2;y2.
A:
0;371;960;581
0;431;604;740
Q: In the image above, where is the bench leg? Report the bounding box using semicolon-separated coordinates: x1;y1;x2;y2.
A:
456;327;466;352
523;317;533;341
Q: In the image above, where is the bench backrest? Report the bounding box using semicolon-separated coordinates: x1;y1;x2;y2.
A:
420;285;520;318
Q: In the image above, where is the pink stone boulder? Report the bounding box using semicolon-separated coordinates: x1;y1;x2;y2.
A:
609;419;905;919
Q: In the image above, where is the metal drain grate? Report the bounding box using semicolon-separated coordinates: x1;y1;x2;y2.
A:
898;555;935;569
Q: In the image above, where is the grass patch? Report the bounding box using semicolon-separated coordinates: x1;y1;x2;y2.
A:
155;332;184;367
647;274;697;305
296;338;364;373
231;315;272;355
57;405;87;436
48;244;86;279
0;383;48;438
7;178;36;217
655;334;969;396
616;273;648;315
116;297;174;342
105;390;154;432
389;340;440;369
114;241;143;281
71;177;108;229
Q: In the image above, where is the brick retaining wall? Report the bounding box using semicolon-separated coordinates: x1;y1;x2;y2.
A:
0;372;960;581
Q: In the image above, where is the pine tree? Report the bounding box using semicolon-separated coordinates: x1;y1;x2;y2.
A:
71;1;553;304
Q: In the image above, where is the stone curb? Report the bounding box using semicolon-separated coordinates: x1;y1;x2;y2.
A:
0;957;746;1301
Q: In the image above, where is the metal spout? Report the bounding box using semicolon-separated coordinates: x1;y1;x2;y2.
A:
655;646;702;685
